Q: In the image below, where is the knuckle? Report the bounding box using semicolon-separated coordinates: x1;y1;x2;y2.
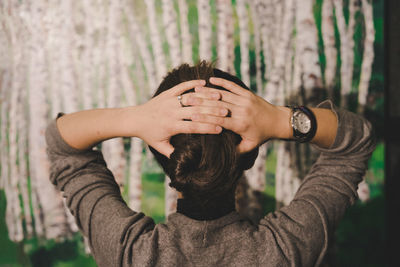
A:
245;91;253;98
217;117;225;124
187;92;196;99
243;97;253;106
187;96;199;105
188;123;196;132
243;107;252;116
186;96;193;105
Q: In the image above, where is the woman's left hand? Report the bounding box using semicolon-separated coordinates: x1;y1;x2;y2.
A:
127;80;229;158
190;77;291;153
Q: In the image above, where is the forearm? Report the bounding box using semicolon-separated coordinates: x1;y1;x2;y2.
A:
46;113;153;266
56;107;138;150
274;105;338;148
261;102;375;266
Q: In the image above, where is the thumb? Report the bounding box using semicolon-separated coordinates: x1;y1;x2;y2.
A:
237;139;256;154
153;141;174;159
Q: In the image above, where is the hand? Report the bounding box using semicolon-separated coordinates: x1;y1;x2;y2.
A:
192;77;291;153
129;80;229;157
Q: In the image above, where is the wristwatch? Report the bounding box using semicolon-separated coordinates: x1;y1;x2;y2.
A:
289;106;317;143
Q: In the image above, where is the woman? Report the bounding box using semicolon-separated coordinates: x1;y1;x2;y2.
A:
46;62;375;266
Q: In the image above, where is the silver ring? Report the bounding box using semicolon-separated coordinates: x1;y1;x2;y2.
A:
177;95;185;107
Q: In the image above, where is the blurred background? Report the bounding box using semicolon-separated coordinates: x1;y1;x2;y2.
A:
0;0;384;266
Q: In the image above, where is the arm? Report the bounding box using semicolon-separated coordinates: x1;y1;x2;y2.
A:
196;78;375;266
46;80;227;266
260;101;375;266
193;77;338;152
57;80;225;154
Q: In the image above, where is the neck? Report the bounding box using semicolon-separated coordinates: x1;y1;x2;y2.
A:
176;193;235;220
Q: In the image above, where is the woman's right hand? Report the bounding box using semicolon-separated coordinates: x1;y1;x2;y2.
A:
127;80;228;158
192;77;292;153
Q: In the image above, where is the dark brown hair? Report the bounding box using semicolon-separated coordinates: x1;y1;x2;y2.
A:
149;61;259;204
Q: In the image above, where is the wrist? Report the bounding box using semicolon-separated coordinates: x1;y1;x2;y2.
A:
119;106;143;138
56;107;132;150
93;107;131;139
274;106;292;140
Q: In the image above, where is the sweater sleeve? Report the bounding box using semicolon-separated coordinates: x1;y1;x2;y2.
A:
258;100;376;267
45;114;155;267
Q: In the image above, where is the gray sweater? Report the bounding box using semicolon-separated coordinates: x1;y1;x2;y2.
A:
45;101;375;267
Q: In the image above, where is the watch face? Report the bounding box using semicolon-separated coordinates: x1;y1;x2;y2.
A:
293;111;311;134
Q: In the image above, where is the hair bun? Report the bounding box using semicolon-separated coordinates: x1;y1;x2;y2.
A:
167;131;250;200
168;134;202;192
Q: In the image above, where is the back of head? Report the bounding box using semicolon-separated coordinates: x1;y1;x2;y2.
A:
149;61;258;205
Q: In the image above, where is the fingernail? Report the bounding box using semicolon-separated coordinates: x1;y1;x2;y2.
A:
220;108;227;115
200;80;206;85
216;126;222;132
209;77;215;83
195;86;204;92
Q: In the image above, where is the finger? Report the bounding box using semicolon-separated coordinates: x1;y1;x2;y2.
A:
209;77;250;97
175;121;222;135
195;87;246;105
190;114;225;125
169;80;206;96
190;115;239;131
184;97;236;110
180;91;221;106
191;90;221;100
179;106;229;119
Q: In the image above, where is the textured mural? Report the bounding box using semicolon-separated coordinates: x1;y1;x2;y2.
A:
0;0;384;265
